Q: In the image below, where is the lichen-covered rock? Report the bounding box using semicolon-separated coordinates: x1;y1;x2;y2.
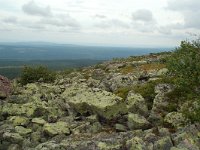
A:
172;124;200;149
148;84;173;125
61;84;127;120
153;136;173;150
32;118;47;125
157;68;168;76
126;91;148;116
3;132;23;144
9;116;29;126
97;141;122;150
1;100;48;118
128;113;150;130
164;112;188;129
126;136;146;150
7;144;21;150
115;123;127;132
155;84;173;94
15;126;32;136
35;141;63;150
43;122;70;137
0;75;11;99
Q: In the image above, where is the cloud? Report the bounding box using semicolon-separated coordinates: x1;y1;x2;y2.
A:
95;19;129;29
39;14;80;28
93;14;107;19
132;9;155;23
22;0;52;17
167;0;200;29
131;9;157;33
3;16;18;24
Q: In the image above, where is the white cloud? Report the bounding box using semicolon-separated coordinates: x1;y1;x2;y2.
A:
22;0;52;17
132;9;155;23
167;0;200;29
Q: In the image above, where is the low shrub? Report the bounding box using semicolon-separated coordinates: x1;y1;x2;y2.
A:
167;39;200;122
20;66;56;85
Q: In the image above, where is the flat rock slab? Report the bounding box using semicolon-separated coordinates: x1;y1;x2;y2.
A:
62;84;127;120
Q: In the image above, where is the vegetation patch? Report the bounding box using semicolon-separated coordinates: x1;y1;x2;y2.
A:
20;66;56;85
167;39;200;122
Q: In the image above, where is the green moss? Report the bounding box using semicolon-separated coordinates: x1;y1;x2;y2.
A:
114;87;131;100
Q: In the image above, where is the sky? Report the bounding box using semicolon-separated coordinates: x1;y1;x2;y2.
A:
0;0;199;47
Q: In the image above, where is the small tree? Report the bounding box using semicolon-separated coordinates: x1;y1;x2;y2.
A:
167;39;200;122
20;66;56;85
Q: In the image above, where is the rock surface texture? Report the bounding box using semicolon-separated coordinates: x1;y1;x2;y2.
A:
0;53;199;150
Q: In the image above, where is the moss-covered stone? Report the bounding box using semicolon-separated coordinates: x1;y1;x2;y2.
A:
127;113;150;130
9;116;29;126
43;122;70;137
126;137;146;150
15;126;32;136
164;112;188;129
32;118;46;125
3;132;23;144
97;142;122;150
62;84;128;120
115;123;127;132
154;136;173;150
126;91;148;116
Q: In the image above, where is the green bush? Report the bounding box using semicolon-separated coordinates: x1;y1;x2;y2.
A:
167;39;200;122
20;66;56;85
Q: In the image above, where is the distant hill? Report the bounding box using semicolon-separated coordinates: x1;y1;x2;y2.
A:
0;42;172;60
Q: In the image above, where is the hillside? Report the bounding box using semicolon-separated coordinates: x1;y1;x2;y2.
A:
0;50;200;149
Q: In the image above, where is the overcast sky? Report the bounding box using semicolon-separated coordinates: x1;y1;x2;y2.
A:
0;0;199;47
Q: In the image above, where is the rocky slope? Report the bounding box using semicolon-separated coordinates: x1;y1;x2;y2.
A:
0;53;199;150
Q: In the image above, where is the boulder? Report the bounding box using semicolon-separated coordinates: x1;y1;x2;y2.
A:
15;126;32;136
157;68;168;76
3;132;23;144
97;142;122;150
0;75;11;99
35;141;63;150
9;116;29;126
32;118;47;125
164;112;188;129
126;91;148;116
153;136;173;150
43;122;70;137
127;113;150;130
126;136;146;150
148;84;173;125
61;84;127;120
115;124;127;132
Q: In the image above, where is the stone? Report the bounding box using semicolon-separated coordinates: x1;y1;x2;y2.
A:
126;91;148;116
157;68;168;76
9;116;29;126
155;84;173;94
128;113;150;130
3;132;23;144
7;144;21;150
32;118;47;125
164;112;188;129
115;124;127;132
89;122;102;133
43;122;70;137
159;128;170;137
0;75;11;99
126;136;146;150
154;136;173;150
15;126;32;136
61;84;127;120
35;141;63;150
97;142;122;150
